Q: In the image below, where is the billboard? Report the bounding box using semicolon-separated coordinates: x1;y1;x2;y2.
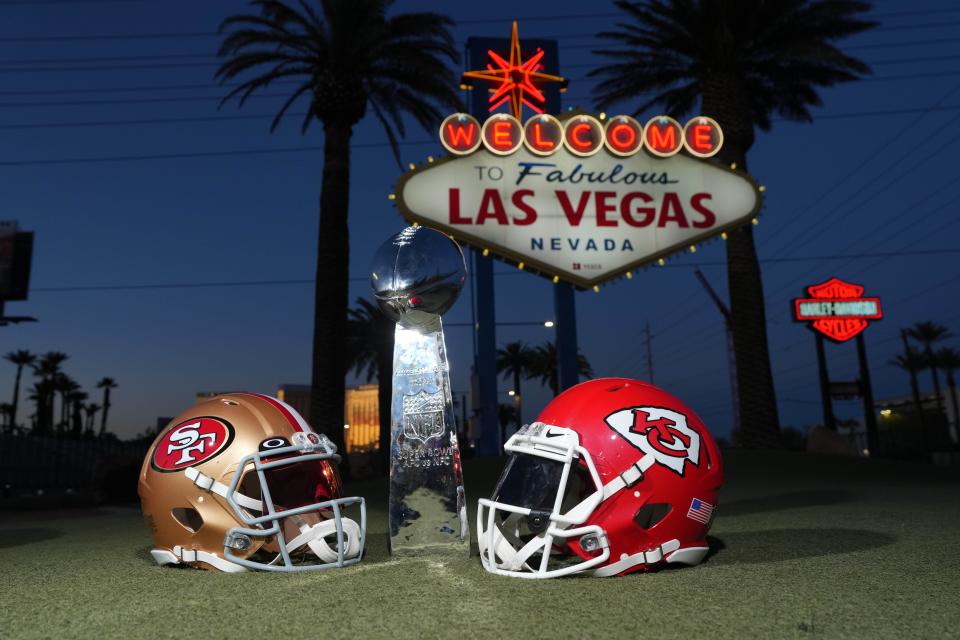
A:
0;221;33;301
395;117;761;288
793;277;883;342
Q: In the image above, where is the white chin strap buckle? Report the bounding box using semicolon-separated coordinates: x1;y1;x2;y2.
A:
285;518;362;563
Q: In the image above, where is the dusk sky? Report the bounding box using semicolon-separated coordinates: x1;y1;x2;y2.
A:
2;0;959;440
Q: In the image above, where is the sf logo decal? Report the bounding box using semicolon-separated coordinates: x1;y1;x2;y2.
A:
167;422;217;465
604;407;700;475
152;417;234;472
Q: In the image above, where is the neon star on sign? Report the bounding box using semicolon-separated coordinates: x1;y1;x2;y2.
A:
460;21;568;120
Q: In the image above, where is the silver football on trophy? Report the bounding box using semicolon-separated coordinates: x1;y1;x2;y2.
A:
370;226;466;329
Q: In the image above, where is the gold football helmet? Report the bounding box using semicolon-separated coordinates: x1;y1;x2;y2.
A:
139;392;365;572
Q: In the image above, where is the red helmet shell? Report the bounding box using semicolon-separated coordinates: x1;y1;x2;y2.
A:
535;377;724;575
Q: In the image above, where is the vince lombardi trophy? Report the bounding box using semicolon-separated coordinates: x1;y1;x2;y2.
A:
370;226;469;556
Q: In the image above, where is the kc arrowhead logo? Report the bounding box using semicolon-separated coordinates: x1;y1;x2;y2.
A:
604;406;700;476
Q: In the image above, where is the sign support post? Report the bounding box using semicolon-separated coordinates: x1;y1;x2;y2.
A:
464;39;500;456
815;333;836;431
464;29;573;439
472;248;500;456
794;277;883;452
554;282;579;391
856;333;879;455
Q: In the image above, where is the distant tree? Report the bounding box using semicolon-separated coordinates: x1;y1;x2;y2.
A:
345;297;394;472
68;390;88;436
4;350;35;431
54;374;80;433
497;402;517;450
96;378;118;436
216;0;461;454
0;402;11;431
527;342;594;396
84;403;101;436
906;322;952;418
32;352;68;433
933;347;960;446
28;381;52;435
496;342;534;427
890;347;930;450
591;0;875;448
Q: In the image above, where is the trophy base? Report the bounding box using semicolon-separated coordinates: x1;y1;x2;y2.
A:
388;323;469;556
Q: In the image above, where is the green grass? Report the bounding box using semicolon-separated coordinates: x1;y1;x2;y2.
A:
1;450;959;639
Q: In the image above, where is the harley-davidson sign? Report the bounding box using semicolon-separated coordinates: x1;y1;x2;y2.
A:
395;122;761;287
793;277;883;342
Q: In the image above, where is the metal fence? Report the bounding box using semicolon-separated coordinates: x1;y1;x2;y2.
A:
0;434;147;492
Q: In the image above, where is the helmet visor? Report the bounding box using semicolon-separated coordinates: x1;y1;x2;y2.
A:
261;457;340;510
492;453;595;515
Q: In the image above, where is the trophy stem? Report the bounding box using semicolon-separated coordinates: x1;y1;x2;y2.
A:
388;318;469;556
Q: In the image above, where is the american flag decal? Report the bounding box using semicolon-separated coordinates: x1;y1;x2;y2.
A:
686;498;714;525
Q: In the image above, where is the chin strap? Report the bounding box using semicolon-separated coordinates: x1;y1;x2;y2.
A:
151;547;247;573
284;517;362;563
601;453;656;500
478;514;535;573
184;467;263;511
593;539;683;577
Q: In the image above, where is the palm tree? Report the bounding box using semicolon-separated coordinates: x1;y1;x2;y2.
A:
84;403;101;436
345;297;394;472
496;342;534;428
906;322;952;419
27;380;53;435
498;402;517;451
68;390;88;436
0;402;11;432
216;0;461;452
32;352;68;433
4;350;35;430
933;347;960;446
96;377;117;436
591;1;875;448
890;347;930;451
54;374;80;433
527;342;594;396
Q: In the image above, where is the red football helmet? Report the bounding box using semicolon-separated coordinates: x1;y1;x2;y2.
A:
477;378;723;578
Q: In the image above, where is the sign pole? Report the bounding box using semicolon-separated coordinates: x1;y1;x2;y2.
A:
554;282;579;392
473;248;500;456
855;332;879;455
815;332;837;431
464;39;500;456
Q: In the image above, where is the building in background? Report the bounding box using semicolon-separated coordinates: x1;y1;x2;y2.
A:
195;386;381;455
277;383;379;454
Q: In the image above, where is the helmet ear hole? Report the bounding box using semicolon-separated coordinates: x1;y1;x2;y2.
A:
633;503;671;530
172;507;204;533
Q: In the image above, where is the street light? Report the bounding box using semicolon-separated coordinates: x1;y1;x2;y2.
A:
544;320;555;328
507;390;516;397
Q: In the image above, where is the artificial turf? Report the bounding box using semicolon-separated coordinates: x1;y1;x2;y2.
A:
1;450;958;639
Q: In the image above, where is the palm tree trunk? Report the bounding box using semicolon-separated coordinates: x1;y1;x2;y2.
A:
309;122;353;456
100;388;111;436
11;364;22;428
726;218;782;448
376;334;394;474
702;79;781;449
925;346;945;417
946;371;959;446
513;370;522;427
